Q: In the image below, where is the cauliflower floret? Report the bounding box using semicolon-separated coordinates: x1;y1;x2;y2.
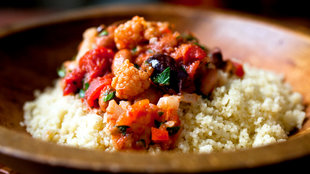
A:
111;49;133;74
111;59;152;99
114;16;146;49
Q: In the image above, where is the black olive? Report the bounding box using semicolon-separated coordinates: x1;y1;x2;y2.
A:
146;54;187;94
209;48;225;68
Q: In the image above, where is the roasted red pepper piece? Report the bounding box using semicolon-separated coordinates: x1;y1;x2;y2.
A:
151;127;169;141
63;68;85;95
79;46;114;82
84;73;113;108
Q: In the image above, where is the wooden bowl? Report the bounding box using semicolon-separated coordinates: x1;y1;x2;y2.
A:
1;4;310;174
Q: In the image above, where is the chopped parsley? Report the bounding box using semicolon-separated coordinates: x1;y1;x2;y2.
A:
78;82;89;98
136;139;146;148
103;91;116;102
158;111;164;116
84;82;89;90
57;66;66;78
154;120;163;128
134;64;140;69
166;126;180;136
79;89;85;98
186;35;197;41
147;49;153;54
99;30;109;36
153;67;170;85
181;65;187;73
193;42;207;50
131;47;137;54
177;33;198;42
116;125;130;136
177;32;207;51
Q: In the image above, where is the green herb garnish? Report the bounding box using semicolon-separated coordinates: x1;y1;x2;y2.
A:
184;34;197;41
116;125;130;136
181;65;187;73
99;30;109;36
136;139;146;148
103;91;116;102
79;89;85;98
78;82;89;98
84;82;89;90
178;33;198;42
134;64;140;69
147;49;153;54
166;126;180;136
131;47;137;54
57;66;66;78
158;111;164;116
153;67;170;85
154;120;163;128
193;42;207;50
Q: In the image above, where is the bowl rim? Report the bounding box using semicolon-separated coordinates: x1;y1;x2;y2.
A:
1;4;310;173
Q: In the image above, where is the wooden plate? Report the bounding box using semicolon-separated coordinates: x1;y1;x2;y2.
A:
0;4;310;174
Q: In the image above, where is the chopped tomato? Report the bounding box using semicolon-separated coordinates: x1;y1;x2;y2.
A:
79;46;114;82
106;98;182;150
186;44;206;63
174;43;206;64
117;100;157;131
84;74;113;108
232;61;245;77
109;99;160;150
151;127;169;141
63;68;85;95
185;60;200;79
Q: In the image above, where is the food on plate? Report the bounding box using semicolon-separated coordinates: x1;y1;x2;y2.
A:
23;16;305;153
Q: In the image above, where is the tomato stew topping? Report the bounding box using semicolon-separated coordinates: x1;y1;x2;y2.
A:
60;16;245;151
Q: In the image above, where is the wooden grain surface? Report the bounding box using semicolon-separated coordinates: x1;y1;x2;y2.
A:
1;4;310;174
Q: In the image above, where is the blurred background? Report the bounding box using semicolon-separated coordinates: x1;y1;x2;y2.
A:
0;0;310;31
